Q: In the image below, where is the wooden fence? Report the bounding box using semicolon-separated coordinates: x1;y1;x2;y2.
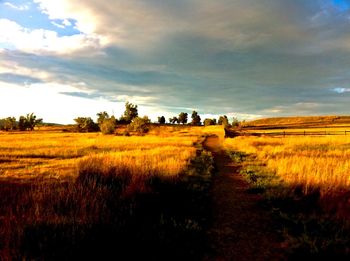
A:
243;130;350;137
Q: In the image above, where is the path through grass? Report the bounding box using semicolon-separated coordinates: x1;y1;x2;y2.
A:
204;136;283;260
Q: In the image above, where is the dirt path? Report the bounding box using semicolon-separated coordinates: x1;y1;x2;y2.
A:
204;135;283;261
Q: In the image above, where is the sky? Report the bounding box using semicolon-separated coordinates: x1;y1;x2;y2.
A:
1;0;350;124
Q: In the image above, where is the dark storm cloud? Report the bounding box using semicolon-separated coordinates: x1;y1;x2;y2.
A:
2;0;350;120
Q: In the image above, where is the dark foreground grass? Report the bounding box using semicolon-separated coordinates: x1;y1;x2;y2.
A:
227;151;350;260
0;150;214;261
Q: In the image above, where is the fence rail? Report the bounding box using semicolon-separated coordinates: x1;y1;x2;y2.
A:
243;130;350;137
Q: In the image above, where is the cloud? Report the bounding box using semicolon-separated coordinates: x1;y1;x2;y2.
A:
0;73;42;85
2;1;350;123
4;2;29;11
332;87;350;93
0;18;106;55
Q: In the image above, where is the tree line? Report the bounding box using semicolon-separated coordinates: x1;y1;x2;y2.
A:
0;113;42;131
74;102;240;134
0;102;240;134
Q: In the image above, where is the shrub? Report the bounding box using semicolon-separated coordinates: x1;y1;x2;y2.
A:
203;118;215;126
100;117;117;134
127;116;151;134
74;117;99;132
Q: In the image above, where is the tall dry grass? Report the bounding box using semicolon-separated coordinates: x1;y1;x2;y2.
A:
0;131;199;180
0;125;220;260
224;134;350;258
224;136;350;193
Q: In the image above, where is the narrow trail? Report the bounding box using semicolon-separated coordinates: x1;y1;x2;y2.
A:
204;135;283;261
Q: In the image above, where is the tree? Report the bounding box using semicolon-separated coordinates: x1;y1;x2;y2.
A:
74;117;99;132
3;117;17;131
18;113;42;131
120;102;138;123
26;113;42;130
218;115;230;127
128;116;151;134
191;111;201;126
97;111;109;125
100;116;117;134
178;112;188;125
18;116;27;131
203;118;215;126
96;112;117;134
231;117;240;127
169;117;179;124
157;116;166;124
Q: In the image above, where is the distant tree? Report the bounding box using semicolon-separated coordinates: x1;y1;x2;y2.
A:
120;102;138;123
96;112;117;134
218;115;230;127
100;116;117;134
178;112;188;125
97;111;109;125
128;116;151;134
231;117;240;128
157;116;166;124
27;113;43;130
169;117;179;124
3;117;17;131
74;117;99;132
18;116;27;131
191;111;201;126
18;113;42;131
203;118;215;126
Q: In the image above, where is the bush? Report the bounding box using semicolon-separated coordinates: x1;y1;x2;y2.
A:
203;118;215;126
74;117;99;132
127;116;151;134
100;118;116;135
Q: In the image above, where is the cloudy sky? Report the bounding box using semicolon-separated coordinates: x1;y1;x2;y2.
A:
1;0;350;123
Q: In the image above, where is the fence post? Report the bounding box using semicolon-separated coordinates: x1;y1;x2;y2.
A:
283;131;285;137
346;131;347;136
304;130;306;136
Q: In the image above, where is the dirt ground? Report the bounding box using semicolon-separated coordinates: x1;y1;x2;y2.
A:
204;136;284;261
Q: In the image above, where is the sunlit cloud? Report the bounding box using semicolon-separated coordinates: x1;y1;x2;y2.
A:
0;18;106;55
1;0;350;123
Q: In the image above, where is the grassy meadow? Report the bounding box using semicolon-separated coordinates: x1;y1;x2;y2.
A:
0;132;197;180
0;125;223;260
3;114;350;259
224;135;350;193
224;131;350;258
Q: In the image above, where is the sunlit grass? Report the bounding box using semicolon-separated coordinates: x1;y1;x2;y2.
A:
0;125;222;260
0;126;220;180
224;136;350;193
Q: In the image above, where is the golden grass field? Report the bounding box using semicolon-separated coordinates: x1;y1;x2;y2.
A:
245;115;350;127
0;125;223;260
0;125;224;181
224;135;350;194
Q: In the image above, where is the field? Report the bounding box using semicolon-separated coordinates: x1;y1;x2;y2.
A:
2;117;350;259
224;135;350;193
224;117;350;258
0;125;223;260
0;132;196;180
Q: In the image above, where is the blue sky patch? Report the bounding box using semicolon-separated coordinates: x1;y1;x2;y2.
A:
0;0;80;36
332;0;350;11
